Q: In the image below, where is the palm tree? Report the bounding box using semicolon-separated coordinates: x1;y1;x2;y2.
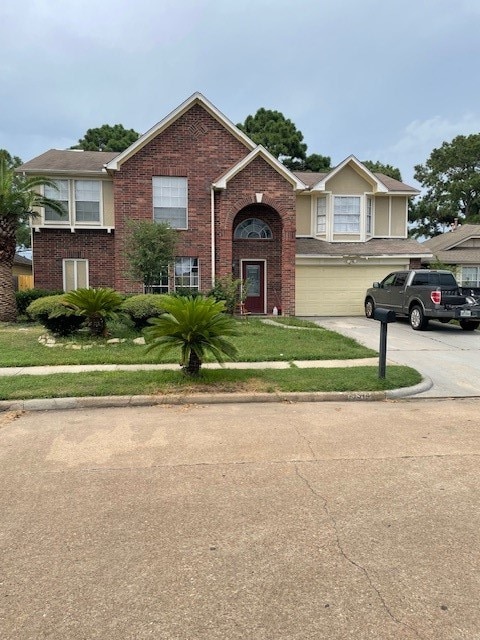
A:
61;288;124;336
0;153;65;322
144;295;239;376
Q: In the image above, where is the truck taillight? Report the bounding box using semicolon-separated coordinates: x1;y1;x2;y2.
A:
431;290;441;304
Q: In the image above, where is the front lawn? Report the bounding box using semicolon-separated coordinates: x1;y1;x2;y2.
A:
0;319;376;367
0;318;422;400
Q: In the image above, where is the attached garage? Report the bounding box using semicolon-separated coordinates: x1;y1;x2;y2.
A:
295;262;408;316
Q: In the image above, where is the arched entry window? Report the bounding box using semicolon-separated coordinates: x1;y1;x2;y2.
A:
234;218;273;239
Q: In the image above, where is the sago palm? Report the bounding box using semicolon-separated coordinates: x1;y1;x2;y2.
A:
0;153;65;322
144;295;239;376
61;287;124;336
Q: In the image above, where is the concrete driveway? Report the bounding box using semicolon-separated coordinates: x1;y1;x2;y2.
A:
1;399;480;639
312;316;480;397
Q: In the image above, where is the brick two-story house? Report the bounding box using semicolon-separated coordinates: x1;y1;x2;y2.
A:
18;92;430;316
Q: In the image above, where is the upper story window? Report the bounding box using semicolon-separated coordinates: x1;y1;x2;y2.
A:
75;180;100;223
43;179;102;225
366;196;373;234
333;196;360;233
153;177;187;229
234;218;272;239
316;196;327;234
44;180;69;223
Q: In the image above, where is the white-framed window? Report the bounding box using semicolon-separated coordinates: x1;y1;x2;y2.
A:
316;196;327;234
234;218;272;239
153;177;188;229
333;196;361;233
366;196;374;234
75;180;101;223
63;259;89;291
43;180;102;225
44;180;69;223
145;271;169;294
461;266;480;287
174;257;199;290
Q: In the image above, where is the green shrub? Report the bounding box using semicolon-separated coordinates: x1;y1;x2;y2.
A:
208;275;245;314
120;294;167;329
16;288;63;316
26;295;84;336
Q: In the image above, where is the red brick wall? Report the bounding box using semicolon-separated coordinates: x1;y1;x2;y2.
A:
112;104;252;293
216;156;297;315
32;229;115;290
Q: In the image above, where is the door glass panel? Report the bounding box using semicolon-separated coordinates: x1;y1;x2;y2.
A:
246;265;260;296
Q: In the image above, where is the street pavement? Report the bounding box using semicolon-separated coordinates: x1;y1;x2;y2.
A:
1;398;480;639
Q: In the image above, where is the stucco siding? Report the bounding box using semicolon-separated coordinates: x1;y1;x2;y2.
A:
295;195;311;235
325;165;372;194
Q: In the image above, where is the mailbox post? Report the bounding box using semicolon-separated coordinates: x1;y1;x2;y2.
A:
372;308;396;378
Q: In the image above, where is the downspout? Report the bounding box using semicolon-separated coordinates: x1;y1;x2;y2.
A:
211;186;216;287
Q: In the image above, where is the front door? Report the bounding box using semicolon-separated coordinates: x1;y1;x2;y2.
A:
242;261;265;314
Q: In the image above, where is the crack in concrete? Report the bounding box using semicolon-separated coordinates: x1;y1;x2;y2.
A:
294;463;426;640
293;423;317;459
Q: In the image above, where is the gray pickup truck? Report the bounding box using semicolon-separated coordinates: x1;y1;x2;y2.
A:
364;269;480;331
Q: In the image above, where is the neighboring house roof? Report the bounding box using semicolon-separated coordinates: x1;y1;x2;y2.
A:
17;150;118;175
14;254;32;266
105;92;256;172
297;237;432;258
423;224;480;264
213;146;307;191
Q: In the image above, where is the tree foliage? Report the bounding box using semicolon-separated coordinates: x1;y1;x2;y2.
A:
411;133;480;238
362;160;402;181
123;220;177;292
0;154;66;322
71;124;140;152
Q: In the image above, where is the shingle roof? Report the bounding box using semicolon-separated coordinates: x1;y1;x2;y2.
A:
14;254;32;266
423;224;480;264
296;237;432;257
17;150;118;174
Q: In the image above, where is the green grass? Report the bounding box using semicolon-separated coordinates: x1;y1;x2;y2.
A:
0;319;421;401
0;366;422;401
0;319;376;367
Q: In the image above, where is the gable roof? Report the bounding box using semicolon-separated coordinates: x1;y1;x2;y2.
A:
301;155;419;195
213;145;307;191
17;150;118;175
423;224;480;252
105;92;256;172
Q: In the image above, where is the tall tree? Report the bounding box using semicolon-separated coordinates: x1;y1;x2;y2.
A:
123;220;177;292
362;160;402;181
71;124;140;152
237;108;308;168
0;154;65;321
411;133;480;237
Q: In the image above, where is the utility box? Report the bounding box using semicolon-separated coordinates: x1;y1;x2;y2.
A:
373;308;396;323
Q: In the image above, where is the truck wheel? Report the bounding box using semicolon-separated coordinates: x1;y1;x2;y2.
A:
459;320;480;331
365;298;375;319
409;305;429;330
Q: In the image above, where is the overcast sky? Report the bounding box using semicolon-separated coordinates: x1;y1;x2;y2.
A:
1;0;480;187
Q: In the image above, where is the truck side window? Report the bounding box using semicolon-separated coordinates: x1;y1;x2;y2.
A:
394;273;407;286
412;273;430;285
382;274;396;287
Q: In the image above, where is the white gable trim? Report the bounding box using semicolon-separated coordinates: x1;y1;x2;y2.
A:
311;155;389;194
105;92;256;171
213;145;307;191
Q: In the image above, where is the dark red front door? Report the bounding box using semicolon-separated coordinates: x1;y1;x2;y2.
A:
242;261;265;314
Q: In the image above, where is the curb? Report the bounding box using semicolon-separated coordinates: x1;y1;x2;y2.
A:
0;377;433;413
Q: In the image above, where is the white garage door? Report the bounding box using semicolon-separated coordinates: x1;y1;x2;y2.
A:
295;263;407;316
